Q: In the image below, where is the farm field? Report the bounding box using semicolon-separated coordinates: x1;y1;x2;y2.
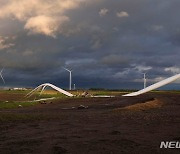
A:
0;90;180;153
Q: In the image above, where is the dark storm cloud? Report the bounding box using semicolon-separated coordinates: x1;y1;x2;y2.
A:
0;0;179;89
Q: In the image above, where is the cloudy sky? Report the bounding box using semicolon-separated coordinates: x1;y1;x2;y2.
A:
0;0;180;89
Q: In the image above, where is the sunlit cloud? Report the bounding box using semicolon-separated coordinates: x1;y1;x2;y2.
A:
0;0;84;37
99;8;109;17
165;67;180;74
116;11;129;18
0;36;14;50
24;15;69;37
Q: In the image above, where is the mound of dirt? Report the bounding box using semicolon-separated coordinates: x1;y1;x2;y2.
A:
115;98;163;111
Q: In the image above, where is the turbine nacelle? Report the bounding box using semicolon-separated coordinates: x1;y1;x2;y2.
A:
62;67;72;73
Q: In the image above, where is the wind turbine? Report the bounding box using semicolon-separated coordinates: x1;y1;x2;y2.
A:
143;73;147;89
63;67;72;90
0;68;5;84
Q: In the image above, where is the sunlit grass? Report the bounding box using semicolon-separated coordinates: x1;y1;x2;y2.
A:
70;90;128;96
0;101;39;109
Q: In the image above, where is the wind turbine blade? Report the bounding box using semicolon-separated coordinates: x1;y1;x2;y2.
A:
62;67;71;72
26;84;43;97
26;83;74;97
123;73;180;96
40;85;47;96
0;68;4;74
0;74;5;84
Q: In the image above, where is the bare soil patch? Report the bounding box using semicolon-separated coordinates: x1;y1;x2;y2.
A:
115;98;163;111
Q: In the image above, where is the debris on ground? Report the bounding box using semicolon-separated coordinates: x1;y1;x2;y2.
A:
18;105;23;108
81;91;89;97
80;91;93;97
40;101;47;104
77;105;88;109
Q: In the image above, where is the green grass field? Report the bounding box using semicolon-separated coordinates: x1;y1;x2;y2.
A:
0;89;63;109
0;101;39;109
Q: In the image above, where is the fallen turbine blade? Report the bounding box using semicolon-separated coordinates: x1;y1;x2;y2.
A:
123;73;180;96
40;85;47;96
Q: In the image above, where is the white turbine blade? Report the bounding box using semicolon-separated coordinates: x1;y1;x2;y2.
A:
62;67;70;72
26;84;44;97
26;83;74;98
39;85;47;96
123;73;180;96
0;68;4;74
45;83;74;97
0;73;5;84
62;67;72;72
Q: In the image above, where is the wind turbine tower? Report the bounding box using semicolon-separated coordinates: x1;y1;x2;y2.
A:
63;67;72;90
143;73;147;89
0;68;5;84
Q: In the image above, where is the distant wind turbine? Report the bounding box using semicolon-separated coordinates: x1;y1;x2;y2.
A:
0;68;5;84
63;67;72;90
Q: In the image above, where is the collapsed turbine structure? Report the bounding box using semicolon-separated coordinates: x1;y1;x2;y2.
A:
26;83;74;97
123;73;180;97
